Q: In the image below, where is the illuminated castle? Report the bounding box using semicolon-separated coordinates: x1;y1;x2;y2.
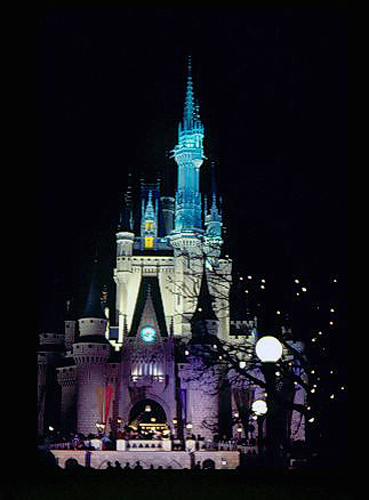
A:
38;58;305;449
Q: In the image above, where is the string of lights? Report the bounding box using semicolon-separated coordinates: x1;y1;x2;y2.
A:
230;269;347;446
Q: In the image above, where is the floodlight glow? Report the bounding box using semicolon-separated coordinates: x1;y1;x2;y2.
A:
255;336;283;362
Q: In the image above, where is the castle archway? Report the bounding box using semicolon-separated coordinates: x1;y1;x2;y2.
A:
128;398;169;437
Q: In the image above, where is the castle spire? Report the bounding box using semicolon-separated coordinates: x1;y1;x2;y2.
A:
190;263;218;342
183;55;195;129
172;56;205;234
192;263;218;323
118;172;133;232
211;162;217;207
81;259;106;320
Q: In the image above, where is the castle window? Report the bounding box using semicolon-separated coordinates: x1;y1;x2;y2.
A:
145;236;154;248
146;220;154;231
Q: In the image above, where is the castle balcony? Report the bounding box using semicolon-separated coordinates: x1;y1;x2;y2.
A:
129;374;166;385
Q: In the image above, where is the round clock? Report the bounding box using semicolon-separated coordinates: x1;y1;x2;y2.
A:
140;326;156;342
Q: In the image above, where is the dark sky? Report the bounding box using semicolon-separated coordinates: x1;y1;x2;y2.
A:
37;4;347;332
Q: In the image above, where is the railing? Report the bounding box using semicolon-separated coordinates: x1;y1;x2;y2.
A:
117;439;171;451
50;438;244;453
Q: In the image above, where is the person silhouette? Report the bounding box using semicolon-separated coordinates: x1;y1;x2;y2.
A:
106;461;114;471
123;462;131;470
134;460;143;470
114;460;122;470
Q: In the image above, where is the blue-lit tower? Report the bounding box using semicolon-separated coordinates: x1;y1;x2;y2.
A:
204;163;223;269
172;56;205;234
140;181;160;251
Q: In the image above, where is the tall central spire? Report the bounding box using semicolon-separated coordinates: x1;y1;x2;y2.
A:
184;55;195;129
172;56;205;234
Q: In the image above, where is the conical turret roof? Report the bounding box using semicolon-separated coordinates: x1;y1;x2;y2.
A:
191;265;218;323
80;259;106;320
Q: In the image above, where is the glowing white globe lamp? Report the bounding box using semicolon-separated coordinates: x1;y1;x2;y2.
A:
252;399;268;416
255;336;283;363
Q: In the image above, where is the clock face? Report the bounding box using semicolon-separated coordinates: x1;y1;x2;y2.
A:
140;326;156;343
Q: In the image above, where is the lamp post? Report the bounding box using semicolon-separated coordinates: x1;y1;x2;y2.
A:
251;399;268;456
255;335;283;467
172;418;178;439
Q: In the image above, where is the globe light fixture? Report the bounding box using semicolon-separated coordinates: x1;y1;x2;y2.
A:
252;399;268;416
145;405;152;412
255;336;283;363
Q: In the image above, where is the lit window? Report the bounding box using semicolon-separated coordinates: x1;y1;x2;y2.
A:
146;220;154;231
145;236;154;248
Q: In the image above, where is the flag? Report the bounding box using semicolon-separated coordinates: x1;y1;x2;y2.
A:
94;387;105;422
105;385;114;423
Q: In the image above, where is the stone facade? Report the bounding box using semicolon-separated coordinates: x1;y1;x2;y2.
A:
51;449;240;470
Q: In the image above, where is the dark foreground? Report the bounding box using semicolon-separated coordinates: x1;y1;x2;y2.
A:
4;464;350;500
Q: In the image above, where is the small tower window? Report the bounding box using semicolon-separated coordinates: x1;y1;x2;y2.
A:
146;220;154;231
145;236;154;248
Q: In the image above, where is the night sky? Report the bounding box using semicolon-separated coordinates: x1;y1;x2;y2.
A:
37;4;347;335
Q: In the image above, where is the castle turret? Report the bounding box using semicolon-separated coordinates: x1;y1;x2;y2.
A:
171;55;205;235
64;298;77;354
169;57;206;335
204;163;223;268
140;183;159;250
117;177;135;258
115;180;136;345
72;263;111;436
184;267;221;440
160;195;175;236
37;331;64;436
190;264;219;340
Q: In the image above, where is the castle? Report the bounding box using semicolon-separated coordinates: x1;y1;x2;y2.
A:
38;58;305;452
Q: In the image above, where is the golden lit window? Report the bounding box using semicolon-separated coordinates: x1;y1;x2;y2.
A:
145;220;154;231
145;236;154;248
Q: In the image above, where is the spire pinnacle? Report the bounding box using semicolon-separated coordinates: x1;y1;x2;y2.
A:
184;55;195;129
118;172;133;232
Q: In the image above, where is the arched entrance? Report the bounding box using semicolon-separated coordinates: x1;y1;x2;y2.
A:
128;399;169;438
202;458;216;469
